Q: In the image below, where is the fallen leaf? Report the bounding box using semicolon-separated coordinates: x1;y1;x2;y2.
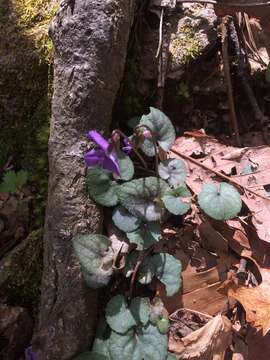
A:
170;137;270;245
227;268;270;336
169;313;232;359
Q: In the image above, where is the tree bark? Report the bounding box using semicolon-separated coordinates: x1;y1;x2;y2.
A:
33;0;135;359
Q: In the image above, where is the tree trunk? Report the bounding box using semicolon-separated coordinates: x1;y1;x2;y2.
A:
33;0;135;358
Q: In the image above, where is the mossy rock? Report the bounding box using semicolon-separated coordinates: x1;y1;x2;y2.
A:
6;229;43;313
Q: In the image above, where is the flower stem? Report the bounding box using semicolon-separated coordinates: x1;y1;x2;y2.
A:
135;125;159;176
113;129;148;170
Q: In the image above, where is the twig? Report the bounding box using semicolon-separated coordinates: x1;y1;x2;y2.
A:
155;8;164;59
221;17;241;147
170;147;270;201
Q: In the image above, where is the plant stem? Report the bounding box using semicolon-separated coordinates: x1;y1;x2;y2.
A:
113;129;148;170
135;125;159;176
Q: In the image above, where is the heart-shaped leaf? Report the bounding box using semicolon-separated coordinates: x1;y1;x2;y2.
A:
118;151;134;181
130;297;151;326
109;323;168;360
151;254;182;296
112;206;141;233
117;177;169;222
106;295;137;334
106;295;151;335
162;186;191;215
87;167;118;207
198;182;242;220
158;159;187;187
139;107;176;157
127;222;161;250
73;234;114;288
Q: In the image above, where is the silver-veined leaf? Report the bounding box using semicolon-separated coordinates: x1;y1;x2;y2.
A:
117;177;169;222
73;234;113;288
140;107;175;157
162;186;191;215
158;159;187;187
112;206;141;233
127;222;161;250
109;323;168;360
87;167;118;207
198;182;242;220
118;151;134;181
151;254;182;296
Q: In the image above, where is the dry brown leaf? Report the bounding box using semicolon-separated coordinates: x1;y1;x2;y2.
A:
158;225;237;315
170;137;270;244
169;314;232;360
227;268;270;336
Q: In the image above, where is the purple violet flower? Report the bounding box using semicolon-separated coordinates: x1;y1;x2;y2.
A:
122;138;133;155
25;346;38;360
85;130;120;176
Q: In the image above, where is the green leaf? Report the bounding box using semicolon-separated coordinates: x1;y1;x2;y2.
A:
139;107;176;157
73;234;113;288
109;323;168;360
266;62;270;83
167;353;177;360
151;254;182;296
105;295;137;334
130;297;151;325
117;177;169;222
0;170;28;193
157;317;170;334
112;206;141;233
198;182;242;220
162;186;191;215
127;222;161;250
87;167;118;207
118;152;134;181
158;159;187;187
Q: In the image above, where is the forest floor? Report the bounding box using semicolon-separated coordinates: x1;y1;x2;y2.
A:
1;1;270;359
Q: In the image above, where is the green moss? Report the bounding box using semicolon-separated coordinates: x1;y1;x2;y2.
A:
12;0;60;63
7;229;43;312
169;26;202;66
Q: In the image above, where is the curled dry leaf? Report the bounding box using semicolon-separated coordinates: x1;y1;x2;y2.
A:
226;268;270;336
169;314;232;360
170;136;270;244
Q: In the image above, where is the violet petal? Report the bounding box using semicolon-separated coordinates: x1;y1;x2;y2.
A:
88;130;109;151
122;138;132;155
103;152;120;176
25;346;38;360
85;149;105;167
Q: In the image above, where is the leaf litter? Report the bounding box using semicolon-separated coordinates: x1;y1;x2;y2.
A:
160;133;270;359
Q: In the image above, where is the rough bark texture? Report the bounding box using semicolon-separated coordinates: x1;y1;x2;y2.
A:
33;0;135;359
